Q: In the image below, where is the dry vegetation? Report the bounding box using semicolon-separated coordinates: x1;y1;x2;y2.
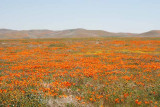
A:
0;37;160;107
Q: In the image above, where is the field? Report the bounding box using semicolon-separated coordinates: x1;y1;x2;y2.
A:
0;37;160;107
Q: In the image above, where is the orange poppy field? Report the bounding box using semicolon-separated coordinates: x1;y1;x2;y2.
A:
0;37;160;107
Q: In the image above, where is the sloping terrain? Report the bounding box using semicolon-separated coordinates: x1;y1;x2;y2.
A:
0;28;159;39
137;30;160;37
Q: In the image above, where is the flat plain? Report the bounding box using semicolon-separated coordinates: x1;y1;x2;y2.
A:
0;37;160;107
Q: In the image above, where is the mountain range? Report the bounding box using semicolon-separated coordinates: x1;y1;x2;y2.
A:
0;28;160;39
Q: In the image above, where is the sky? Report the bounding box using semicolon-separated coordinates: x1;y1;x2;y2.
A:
0;0;160;33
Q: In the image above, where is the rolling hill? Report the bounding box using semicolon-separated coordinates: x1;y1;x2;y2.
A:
137;30;160;37
0;28;159;39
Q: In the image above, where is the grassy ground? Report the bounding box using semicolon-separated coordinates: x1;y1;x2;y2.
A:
0;37;160;107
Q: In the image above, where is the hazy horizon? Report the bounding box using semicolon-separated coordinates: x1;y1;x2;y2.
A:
1;0;160;33
0;27;159;34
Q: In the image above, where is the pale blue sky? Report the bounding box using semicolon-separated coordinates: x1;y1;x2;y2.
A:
0;0;160;33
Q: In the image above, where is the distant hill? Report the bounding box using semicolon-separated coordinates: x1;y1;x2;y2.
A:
137;30;160;37
0;29;16;34
0;28;159;39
